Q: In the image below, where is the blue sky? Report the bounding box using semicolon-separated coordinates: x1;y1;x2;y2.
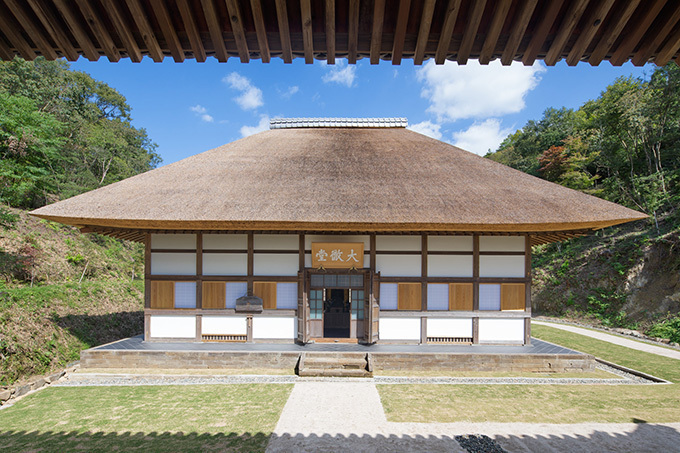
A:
70;58;652;166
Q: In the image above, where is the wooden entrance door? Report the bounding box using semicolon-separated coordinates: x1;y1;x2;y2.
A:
297;271;308;344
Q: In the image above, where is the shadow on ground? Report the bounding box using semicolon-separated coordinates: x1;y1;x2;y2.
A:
56;311;143;347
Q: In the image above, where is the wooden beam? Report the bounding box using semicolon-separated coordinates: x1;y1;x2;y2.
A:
501;0;537;65
0;7;37;59
300;0;313;63
275;0;292;63
149;0;184;62
201;0;229;62
124;0;163;62
522;0;563;66
391;0;410;65
348;0;360;63
654;24;680;65
632;4;680;66
74;0;120;61
3;0;57;59
325;0;335;64
369;0;385;64
102;0;142;62
26;0;79;61
479;0;511;65
250;0;270;62
544;0;589;66
225;0;249;63
0;34;12;60
610;0;665;66
588;0;640;66
457;0;486;65
434;0;462;64
566;0;616;66
177;0;206;62
52;0;98;60
413;0;435;65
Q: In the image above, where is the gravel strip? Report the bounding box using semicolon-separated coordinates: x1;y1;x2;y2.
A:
455;435;508;453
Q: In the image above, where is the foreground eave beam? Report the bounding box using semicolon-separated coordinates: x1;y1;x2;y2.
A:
124;0;164;62
26;0;79;61
177;0;206;62
588;0;640;66
149;0;184;62
391;0;410;65
457;0;486;65
348;0;360;64
501;0;537;65
3;0;58;60
300;0;313;63
632;4;680;66
250;0;270;62
435;0;462;64
544;0;590;66
0;7;37;59
74;0;121;61
566;0;616;66
225;0;249;63
325;0;335;64
275;0;293;63
479;0;511;65
522;0;563;66
201;0;229;62
52;0;99;60
610;0;665;66
103;0;143;62
370;0;385;64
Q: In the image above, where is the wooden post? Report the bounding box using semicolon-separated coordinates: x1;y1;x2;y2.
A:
246;315;253;343
195;314;202;342
472;316;479;345
144;312;151;341
299;233;305;271
421;234;428;311
369;234;376;272
524;317;531;346
247;232;254;294
472;234;480;311
196;233;202;310
525;234;532;345
144;233;151;309
420;316;427;344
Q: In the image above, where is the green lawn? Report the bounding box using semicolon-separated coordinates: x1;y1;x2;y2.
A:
0;384;292;452
378;324;680;424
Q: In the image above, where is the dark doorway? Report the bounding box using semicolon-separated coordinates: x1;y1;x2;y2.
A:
323;288;350;338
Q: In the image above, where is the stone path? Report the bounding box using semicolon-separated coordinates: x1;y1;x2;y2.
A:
533;320;680;360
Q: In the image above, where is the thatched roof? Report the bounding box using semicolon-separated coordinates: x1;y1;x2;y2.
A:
31;123;646;244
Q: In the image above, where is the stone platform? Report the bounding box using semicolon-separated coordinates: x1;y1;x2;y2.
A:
80;336;594;374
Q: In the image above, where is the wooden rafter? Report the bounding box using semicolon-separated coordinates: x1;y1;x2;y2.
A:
149;0;184;62
435;0;462;64
26;0;79;61
348;0;359;63
544;0;590;66
0;33;12;60
632;4;680;66
521;0;562;66
655;25;680;66
200;0;229;62
500;0;537;65
325;0;335;64
391;0;411;65
0;3;37;59
74;0;120;61
413;0;435;65
275;0;292;63
176;1;206;62
300;0;313;63
250;0;270;63
588;0;640;66
566;0;616;66
102;0;142;62
457;0;487;64
3;0;57;59
479;0;511;65
52;0;99;60
369;0;385;64
610;0;666;65
124;0;163;62
225;0;249;63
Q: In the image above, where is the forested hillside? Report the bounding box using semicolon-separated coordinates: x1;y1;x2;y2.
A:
487;64;680;341
1;58;158;386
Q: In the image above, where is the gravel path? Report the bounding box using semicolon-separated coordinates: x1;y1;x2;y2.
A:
533;320;680;360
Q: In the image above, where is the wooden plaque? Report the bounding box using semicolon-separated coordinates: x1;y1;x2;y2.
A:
311;243;364;269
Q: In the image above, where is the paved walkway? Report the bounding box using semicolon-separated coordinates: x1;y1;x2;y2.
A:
533;320;680;360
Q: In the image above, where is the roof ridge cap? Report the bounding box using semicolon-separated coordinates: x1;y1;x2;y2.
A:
270;117;407;129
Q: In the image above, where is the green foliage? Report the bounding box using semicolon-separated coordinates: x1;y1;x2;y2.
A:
647;316;680;344
0;206;19;229
65;252;85;265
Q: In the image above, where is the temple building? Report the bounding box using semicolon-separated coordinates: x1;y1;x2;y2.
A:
31;118;645;346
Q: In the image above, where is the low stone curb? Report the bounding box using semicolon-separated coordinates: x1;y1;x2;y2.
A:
0;365;77;408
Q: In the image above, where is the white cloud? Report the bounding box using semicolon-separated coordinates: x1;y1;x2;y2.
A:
322;60;356;87
417;60;545;122
280;85;299;99
407;121;442;140
223;72;264;110
451;119;512;156
240;115;270;137
190;104;214;123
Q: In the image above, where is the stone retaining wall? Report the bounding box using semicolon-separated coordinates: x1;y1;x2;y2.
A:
0;366;76;407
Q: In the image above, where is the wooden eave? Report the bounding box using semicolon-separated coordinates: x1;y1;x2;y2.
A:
1;0;680;66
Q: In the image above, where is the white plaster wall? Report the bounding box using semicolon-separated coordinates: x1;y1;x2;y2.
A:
151;234;196;250
305;235;370;249
252;317;296;339
479;318;525;343
254;234;298;250
149;315;196;338
201;316;247;335
427;318;473;338
253;254;299;276
376;255;421;277
479;236;525;252
203;234;247;250
479;256;525;278
427;236;473;251
150;253;196;275
202;253;247;276
427;255;473;277
376;235;421;251
379;318;421;340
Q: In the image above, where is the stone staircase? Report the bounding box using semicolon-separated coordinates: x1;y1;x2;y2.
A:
297;352;373;377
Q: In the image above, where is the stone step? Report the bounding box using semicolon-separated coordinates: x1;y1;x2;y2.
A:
298;368;372;378
303;358;368;369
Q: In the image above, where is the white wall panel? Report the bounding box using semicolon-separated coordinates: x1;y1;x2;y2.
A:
479;256;525;278
305;235;370;249
479;236;525;252
151;234;196;250
427;318;473;338
427;236;473;251
150;253;196;275
149;315;196;338
203;234;247;250
252;317;296;339
376;255;421;277
253;254;299;276
379;318;421;340
379;283;398;310
202;316;247;335
202;253;247;276
376;235;421;251
479;318;525;343
427;255;473;277
254;234;298;250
